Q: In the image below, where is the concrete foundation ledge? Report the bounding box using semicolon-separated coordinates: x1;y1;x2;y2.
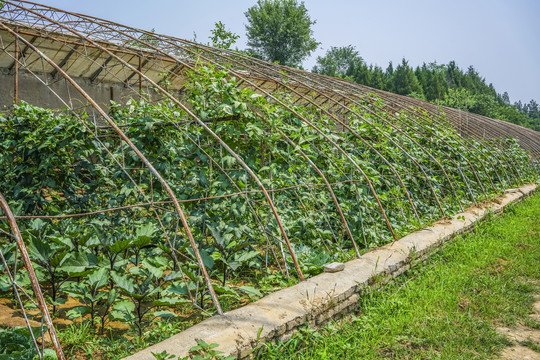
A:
125;183;538;360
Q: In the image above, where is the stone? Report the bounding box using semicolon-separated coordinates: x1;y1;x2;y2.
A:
324;262;345;273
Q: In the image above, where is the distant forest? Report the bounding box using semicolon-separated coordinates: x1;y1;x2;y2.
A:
311;46;540;132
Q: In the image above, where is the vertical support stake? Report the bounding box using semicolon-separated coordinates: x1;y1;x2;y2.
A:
138;55;143;96
14;26;19;105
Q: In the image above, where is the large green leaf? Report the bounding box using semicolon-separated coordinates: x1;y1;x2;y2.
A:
111;272;135;295
60;252;98;276
87;267;109;289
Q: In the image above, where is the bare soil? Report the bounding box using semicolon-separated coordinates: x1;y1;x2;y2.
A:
497;294;540;359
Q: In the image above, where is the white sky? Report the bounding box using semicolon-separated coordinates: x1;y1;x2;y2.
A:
22;0;540;104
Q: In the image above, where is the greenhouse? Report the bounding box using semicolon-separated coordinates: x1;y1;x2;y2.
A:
0;1;539;359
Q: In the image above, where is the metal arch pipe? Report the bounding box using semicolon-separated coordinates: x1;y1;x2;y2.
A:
409;107;500;194
0;192;66;360
227;57;463;216
301;72;498;204
17;30;286;274
411;100;521;189
359;93;487;202
407;98;532;186
34;4;445;224
393;111;486;202
401;100;521;186
3;5;305;281
45;12;403;240
221;55;457;213
296;73;470;210
431;105;525;185
397;101;506;191
368;88;522;188
231;69;422;223
365;88;521;188
234;76;421;223
440;108;536;178
0;23;226;312
251;65;454;215
450;108;540;155
61;11;400;239
301;70;533;176
297;137;386;244
267;121;360;256
0;40;203;307
427;99;540;156
161;116;294;275
1;8;460;225
333;95;466;211
6;0;536;243
4;3;314;276
80;21;401;240
357;91;494;194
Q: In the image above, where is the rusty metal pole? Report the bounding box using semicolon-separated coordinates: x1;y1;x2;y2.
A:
14;26;19;105
0;192;66;360
138;55;142;95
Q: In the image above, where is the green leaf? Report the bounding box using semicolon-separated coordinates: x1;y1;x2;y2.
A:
212;284;238;297
110;239;132;254
207;225;225;247
188;248;214;270
111;272;135;294
113;301;133;316
66;306;91;319
134;223;157;248
153;310;177;318
60;252;98;276
167;281;196;296
238;285;262;298
87;268;108;289
154;297;190;306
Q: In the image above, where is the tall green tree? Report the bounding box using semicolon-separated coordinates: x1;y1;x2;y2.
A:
209;21;240;50
244;0;319;67
312;45;363;79
368;65;386;90
392;59;423;96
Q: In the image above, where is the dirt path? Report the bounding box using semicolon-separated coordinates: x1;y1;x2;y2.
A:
497;294;540;359
0;298;42;328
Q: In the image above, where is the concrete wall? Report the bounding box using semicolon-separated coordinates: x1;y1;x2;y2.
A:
1;68;142;113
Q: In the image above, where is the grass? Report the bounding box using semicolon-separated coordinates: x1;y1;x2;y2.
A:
257;191;540;359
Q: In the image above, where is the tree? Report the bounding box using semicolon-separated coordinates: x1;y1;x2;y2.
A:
445;60;462;88
385;62;394;91
369;65;387;90
312;45;363;79
209;21;240;50
441;88;475;112
501;91;510;105
244;0;319;67
526;99;539;118
392;59;423;96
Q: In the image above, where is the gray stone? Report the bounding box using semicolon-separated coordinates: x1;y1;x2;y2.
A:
324;262;345;273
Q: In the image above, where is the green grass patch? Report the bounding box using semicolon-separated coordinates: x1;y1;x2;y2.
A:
258;191;540;359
